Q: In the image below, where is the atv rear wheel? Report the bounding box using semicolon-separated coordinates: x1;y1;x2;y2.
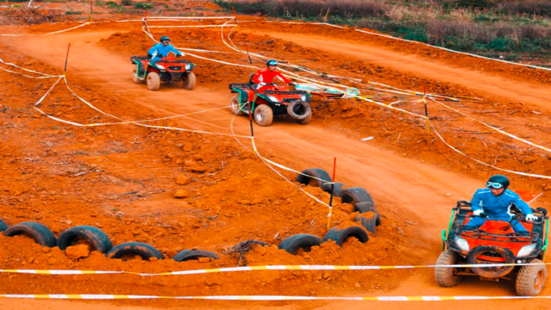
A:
435;250;464;287
253;105;273;126
516;259;547;296
146;72;161;91
230;95;247;116
182;72;196;90
132;67;142;84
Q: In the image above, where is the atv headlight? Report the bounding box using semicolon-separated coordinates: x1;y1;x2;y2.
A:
454;235;470;252
155;64;165;70
517;244;537;257
301;94;308;102
185;63;191;70
267;95;280;103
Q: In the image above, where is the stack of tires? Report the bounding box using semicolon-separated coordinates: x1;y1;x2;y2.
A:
296;168;382;234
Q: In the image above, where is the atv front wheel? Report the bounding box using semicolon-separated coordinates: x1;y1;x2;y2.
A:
230;95;247;116
182;72;196;90
253;105;273;126
435;250;464;287
132;67;143;84
516;259;547;296
147;72;161;91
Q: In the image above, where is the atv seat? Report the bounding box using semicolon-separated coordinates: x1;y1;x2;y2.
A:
479;221;515;234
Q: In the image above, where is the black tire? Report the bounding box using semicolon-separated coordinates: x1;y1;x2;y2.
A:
0;219;8;232
354;201;381;226
146;72;160;91
467;245;515;278
340;187;374;205
173;249;219;262
287;100;311;120
296;113;312;125
356;213;378;235
253;104;273;126
132;66;142;84
323;226;369;246
296;168;332;188
57;225;112;253
230;95;247;116
3;222;56;247
321;182;345;197
516;258;547;296
106;242;164;261
435;250;464;287
182;72;196;90
278;234;323;255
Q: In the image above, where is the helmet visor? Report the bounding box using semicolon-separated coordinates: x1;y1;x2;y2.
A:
486;181;504;189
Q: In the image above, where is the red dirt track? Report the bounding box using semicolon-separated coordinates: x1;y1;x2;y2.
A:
0;3;550;310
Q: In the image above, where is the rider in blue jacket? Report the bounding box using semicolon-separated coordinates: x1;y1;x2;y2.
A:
148;36;185;65
465;175;537;235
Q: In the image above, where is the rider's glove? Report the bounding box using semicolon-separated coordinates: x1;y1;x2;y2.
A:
473;209;483;216
526;214;538;221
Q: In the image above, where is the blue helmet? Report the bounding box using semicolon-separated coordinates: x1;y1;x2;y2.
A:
486;175;510;189
160;36;171;42
266;59;279;67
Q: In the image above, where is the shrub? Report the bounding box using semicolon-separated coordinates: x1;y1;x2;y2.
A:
121;0;132;5
105;1;120;8
134;2;153;9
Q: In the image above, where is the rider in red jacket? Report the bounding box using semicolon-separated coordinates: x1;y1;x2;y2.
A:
251;60;293;85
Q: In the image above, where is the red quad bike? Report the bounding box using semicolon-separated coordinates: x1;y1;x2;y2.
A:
228;82;313;126
436;201;549;296
131;55;196;91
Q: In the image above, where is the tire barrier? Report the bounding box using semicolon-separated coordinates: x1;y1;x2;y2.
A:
356;213;378;235
106;242;164;261
354;201;382;226
0;219;8;232
296;168;332;188
173;249;219;262
2;222;57;247
321;182;346;197
323;226;369;246
278;234;323;255
57;225;112;254
340;187;374;206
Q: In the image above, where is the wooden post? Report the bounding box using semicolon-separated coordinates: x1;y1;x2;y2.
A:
423;85;430;134
64;43;71;74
